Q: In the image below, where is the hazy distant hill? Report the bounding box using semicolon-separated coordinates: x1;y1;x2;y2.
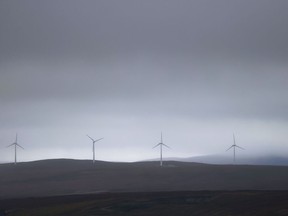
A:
163;155;288;166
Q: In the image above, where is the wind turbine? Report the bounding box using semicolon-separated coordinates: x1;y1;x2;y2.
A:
7;133;24;165
153;132;170;167
226;133;244;163
87;135;103;164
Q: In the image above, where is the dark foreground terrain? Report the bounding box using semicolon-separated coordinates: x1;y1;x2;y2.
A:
1;159;288;215
1;191;288;216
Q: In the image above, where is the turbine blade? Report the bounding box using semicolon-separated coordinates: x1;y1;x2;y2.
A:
153;143;161;148
226;145;234;151
162;143;170;149
235;145;245;150
94;138;103;142
87;135;95;142
16;144;24;150
6;143;15;148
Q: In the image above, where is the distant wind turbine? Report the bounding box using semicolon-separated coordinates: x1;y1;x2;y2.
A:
7;133;24;165
153;132;170;167
87;135;103;164
226;133;244;163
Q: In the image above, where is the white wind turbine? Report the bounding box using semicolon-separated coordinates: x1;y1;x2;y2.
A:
7;133;24;165
87;135;103;164
226;133;244;163
153;132;170;167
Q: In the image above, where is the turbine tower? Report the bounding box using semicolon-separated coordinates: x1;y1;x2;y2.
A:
153;132;170;167
7;133;24;165
226;133;244;163
87;135;103;164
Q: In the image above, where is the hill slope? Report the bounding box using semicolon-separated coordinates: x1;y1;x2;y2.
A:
1;159;288;199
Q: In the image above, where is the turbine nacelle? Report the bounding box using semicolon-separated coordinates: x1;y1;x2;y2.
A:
87;135;103;143
153;143;170;149
226;144;244;152
7;143;24;150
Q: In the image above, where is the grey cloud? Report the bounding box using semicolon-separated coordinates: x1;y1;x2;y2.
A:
1;59;288;121
1;0;288;161
1;0;287;63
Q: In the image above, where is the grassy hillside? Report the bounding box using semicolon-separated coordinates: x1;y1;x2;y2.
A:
1;159;288;199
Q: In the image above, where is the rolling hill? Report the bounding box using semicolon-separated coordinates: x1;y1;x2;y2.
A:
1;159;288;199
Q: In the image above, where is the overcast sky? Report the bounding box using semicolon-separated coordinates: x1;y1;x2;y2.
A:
1;0;288;162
